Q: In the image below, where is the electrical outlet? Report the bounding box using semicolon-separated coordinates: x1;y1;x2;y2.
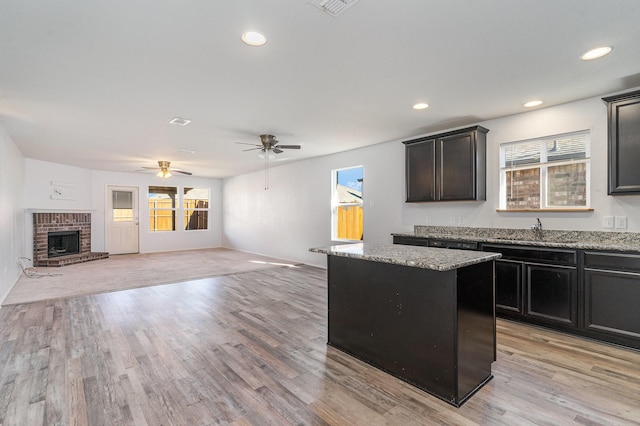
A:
603;216;614;229
456;216;464;225
425;215;431;224
449;216;456;225
615;216;627;229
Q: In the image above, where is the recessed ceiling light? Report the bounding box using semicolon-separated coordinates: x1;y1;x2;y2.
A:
242;31;266;46
413;103;429;110
581;46;613;61
524;100;543;108
170;117;191;126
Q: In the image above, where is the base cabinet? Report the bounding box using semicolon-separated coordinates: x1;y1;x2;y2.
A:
525;263;577;327
327;255;495;407
583;251;640;348
394;236;640;349
483;244;578;329
495;260;523;315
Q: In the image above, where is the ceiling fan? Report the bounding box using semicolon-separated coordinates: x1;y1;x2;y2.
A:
141;160;192;178
237;134;301;189
236;134;301;154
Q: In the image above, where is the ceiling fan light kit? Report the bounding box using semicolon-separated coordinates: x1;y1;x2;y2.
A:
236;134;302;190
157;169;172;179
141;160;193;179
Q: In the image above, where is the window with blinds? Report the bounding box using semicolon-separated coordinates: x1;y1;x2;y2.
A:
500;130;590;210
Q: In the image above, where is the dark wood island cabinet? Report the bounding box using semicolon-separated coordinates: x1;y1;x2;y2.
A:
309;243;500;407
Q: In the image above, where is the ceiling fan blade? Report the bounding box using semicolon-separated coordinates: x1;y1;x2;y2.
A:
236;142;260;146
141;166;160;170
275;144;301;149
173;170;193;176
272;148;283;154
243;147;262;152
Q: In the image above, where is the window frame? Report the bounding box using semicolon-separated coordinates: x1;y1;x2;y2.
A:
499;130;591;211
183;187;210;231
148;186;178;232
331;165;364;242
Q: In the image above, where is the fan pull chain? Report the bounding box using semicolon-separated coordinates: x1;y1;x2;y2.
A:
264;151;269;190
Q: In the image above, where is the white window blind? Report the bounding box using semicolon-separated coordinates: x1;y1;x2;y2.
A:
502;131;590;169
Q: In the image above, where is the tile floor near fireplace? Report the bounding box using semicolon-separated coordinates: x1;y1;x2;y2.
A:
33;212;108;266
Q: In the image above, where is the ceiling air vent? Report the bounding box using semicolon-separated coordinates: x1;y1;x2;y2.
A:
310;0;360;17
169;117;191;126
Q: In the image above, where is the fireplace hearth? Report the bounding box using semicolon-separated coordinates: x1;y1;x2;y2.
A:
33;212;108;266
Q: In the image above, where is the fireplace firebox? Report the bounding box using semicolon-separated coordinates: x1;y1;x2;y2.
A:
48;230;80;258
33;212;109;266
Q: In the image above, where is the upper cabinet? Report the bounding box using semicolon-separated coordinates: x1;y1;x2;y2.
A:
603;90;640;195
404;125;488;202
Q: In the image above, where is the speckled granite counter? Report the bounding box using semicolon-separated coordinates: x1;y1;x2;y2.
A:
391;226;640;252
309;243;500;271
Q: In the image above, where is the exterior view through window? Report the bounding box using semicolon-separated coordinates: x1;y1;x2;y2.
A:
184;188;209;230
149;186;177;231
112;190;133;222
500;130;590;210
332;166;363;241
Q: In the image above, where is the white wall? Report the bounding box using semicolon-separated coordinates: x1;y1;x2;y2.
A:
91;170;222;253
0;125;25;303
222;90;640;267
24;159;223;257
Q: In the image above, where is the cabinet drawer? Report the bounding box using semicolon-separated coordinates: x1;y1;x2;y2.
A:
482;244;576;266
428;239;478;250
393;236;430;247
584;251;640;272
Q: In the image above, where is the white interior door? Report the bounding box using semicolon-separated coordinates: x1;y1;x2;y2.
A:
107;186;139;254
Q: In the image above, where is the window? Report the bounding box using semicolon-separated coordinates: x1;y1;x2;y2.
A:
500;130;590;210
149;186;177;231
332;166;363;241
112;190;133;222
184;188;209;230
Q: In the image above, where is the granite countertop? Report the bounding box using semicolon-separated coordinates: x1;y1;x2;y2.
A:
392;226;640;252
309;243;501;271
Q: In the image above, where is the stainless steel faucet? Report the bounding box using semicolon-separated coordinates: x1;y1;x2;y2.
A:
531;218;543;240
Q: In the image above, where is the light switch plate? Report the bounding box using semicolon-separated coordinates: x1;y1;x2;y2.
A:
615;216;627;229
603;216;614;228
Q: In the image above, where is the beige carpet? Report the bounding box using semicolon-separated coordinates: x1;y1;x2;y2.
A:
4;248;302;306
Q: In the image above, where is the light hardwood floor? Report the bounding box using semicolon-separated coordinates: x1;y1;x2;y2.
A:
0;264;639;425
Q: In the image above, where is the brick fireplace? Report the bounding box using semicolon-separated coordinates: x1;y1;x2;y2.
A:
33;212;108;266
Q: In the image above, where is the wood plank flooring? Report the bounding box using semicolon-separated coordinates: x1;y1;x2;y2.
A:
0;264;639;425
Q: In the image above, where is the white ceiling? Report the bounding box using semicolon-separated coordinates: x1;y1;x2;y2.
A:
2;0;640;178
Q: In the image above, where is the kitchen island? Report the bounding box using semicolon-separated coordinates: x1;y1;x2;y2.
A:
309;243;501;407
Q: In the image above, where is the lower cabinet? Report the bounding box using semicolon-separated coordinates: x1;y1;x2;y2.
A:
482;244;578;329
495;260;523;314
394;237;640;349
583;252;640;348
525;263;577;327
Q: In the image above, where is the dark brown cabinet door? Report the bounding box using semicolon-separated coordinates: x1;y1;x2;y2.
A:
405;138;436;201
584;269;640;340
439;132;476;200
604;90;640;194
404;126;487;202
525;263;577;327
495;259;523;315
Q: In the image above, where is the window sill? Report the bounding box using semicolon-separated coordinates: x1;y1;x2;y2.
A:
496;208;594;213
